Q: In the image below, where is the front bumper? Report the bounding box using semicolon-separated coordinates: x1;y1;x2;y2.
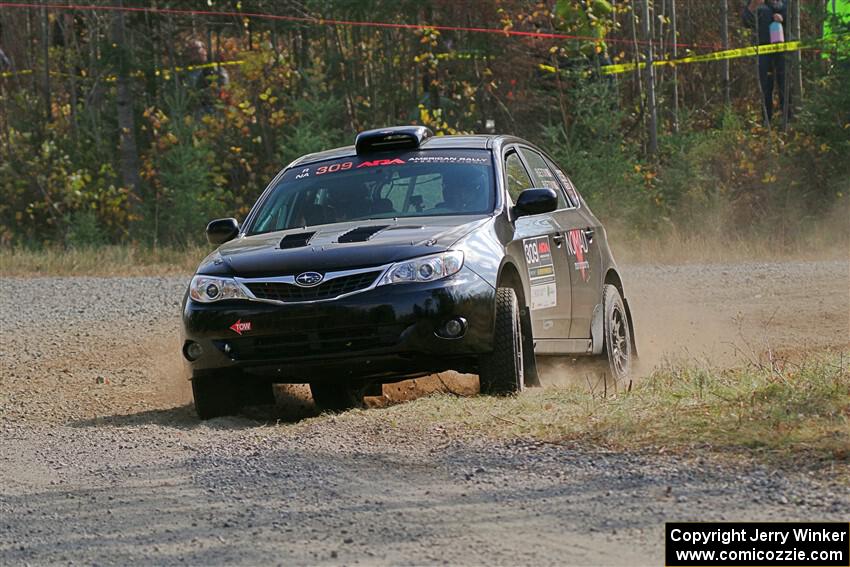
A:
182;267;495;382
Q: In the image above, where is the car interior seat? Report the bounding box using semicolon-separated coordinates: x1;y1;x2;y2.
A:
370;198;395;214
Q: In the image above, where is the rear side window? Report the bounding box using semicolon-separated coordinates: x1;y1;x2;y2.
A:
544;156;581;208
247;150;495;234
519;148;569;209
504;152;533;203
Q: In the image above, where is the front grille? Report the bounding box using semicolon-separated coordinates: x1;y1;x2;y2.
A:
222;324;404;360
245;270;382;302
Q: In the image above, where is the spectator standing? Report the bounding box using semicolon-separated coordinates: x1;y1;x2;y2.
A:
743;0;789;124
184;39;229;114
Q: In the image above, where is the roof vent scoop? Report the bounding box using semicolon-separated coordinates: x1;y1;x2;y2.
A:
279;231;316;249
355;126;434;154
338;225;390;243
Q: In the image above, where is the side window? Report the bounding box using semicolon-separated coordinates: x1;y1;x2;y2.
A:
504;151;533;203
519;148;568;209
544;156;581;208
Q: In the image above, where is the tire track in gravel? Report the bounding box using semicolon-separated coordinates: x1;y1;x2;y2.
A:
2;414;848;565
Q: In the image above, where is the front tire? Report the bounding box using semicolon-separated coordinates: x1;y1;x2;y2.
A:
192;371;241;420
602;284;632;384
479;287;524;395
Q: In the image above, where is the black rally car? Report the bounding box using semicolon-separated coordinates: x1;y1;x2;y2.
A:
182;126;636;419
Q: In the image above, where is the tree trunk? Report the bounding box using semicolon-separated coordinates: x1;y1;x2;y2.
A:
671;0;679;133
642;0;658;157
42;6;51;123
64;12;79;146
721;0;731;107
332;26;357;132
28;10;37;99
793;0;803;104
630;4;643;121
111;3;142;238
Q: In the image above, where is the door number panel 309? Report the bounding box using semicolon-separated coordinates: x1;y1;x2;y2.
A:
523;236;557;310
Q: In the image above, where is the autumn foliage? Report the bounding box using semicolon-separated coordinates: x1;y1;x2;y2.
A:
0;1;847;248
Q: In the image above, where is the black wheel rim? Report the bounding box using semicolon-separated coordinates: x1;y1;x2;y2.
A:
610;305;630;378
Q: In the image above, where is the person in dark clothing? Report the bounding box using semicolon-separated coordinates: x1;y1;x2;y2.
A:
184;39;229;114
742;0;789;124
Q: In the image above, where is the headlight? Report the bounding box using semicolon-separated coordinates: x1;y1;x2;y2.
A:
379;251;464;285
189;275;250;303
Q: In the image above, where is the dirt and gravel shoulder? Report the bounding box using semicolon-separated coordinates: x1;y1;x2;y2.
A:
2;415;848;566
1;261;848;565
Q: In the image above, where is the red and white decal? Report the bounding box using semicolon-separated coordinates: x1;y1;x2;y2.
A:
567;229;590;282
313;158;404;175
316;161;353;175
522;235;557;310
357;158;405;168
229;319;252;335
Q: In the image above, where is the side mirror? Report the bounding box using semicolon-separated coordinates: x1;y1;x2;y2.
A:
206;218;239;245
514;188;558;218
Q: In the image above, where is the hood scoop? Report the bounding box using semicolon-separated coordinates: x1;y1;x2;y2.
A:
279;231;316;249
337;225;390;243
383;225;423;231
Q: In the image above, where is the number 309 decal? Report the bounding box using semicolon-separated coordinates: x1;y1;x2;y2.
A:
524;241;540;264
316;162;353;175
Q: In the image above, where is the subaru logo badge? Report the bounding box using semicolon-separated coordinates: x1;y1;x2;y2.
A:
294;272;324;287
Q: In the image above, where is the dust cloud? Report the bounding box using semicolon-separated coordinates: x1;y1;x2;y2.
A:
156;260;850;410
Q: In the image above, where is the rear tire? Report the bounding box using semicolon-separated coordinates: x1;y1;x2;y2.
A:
309;382;363;412
479;287;525;395
192;371;241;420
602;284;632;384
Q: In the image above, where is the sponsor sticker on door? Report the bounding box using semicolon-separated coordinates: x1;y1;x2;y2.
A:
530;282;557;310
567;229;590;282
523;235;557;310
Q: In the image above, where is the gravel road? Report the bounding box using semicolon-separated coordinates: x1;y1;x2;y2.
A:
1;261;848;565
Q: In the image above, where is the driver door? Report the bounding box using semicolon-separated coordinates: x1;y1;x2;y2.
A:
504;148;572;340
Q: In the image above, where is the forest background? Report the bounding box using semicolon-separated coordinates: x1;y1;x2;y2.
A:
0;0;847;253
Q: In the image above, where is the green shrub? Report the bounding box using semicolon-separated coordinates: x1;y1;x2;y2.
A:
66;210;108;248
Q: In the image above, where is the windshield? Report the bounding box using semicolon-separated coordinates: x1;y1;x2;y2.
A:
247;149;494;234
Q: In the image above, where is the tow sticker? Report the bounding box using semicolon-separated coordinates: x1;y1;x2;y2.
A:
229;319;252;335
523;236;557;310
